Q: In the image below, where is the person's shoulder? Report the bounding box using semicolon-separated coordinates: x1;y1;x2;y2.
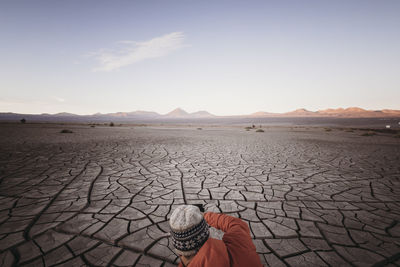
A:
189;238;230;267
202;238;226;252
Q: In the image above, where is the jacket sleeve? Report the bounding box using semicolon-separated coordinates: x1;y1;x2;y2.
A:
204;212;262;267
204;212;249;235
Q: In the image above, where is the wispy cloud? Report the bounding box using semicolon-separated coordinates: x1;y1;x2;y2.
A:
91;32;185;72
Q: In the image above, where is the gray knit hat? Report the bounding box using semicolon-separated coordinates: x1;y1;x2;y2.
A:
169;205;210;256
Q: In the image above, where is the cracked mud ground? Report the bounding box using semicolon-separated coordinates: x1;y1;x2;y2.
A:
0;124;400;267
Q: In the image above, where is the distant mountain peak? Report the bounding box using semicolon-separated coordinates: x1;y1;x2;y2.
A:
317;108;344;114
285;108;314;115
105;110;160;118
344;107;366;112
166;108;189;117
164;108;216;118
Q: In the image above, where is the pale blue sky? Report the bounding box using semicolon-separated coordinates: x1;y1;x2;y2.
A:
0;0;399;115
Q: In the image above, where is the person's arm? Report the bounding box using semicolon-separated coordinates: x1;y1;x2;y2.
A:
204;212;255;251
204;212;262;266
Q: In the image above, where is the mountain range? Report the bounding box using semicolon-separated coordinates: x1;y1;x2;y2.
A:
1;107;400;123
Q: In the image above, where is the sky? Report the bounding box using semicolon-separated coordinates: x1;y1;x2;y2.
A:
0;0;399;115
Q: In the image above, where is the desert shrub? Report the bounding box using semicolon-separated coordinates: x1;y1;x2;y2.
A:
361;131;376;136
90;125;95;128
109;122;114;127
245;126;252;130
325;128;332;132
197;128;202;130
20;118;26;124
345;129;354;132
256;129;264;132
60;129;73;133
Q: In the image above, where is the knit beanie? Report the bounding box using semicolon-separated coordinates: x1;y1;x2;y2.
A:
169;205;210;256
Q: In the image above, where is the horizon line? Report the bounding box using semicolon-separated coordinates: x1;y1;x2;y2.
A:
1;106;400;117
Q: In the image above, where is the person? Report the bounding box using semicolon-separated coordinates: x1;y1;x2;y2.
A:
169;205;263;267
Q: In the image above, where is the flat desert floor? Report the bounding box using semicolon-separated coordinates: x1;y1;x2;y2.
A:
0;124;400;267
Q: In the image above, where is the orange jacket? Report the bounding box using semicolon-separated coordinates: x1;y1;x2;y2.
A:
177;212;263;267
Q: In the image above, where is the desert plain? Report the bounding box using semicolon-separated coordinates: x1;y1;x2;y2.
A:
0;123;399;266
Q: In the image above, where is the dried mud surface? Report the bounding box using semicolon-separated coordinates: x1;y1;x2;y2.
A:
0;124;400;267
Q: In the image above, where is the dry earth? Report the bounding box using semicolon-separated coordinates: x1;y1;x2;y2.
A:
0;124;400;266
